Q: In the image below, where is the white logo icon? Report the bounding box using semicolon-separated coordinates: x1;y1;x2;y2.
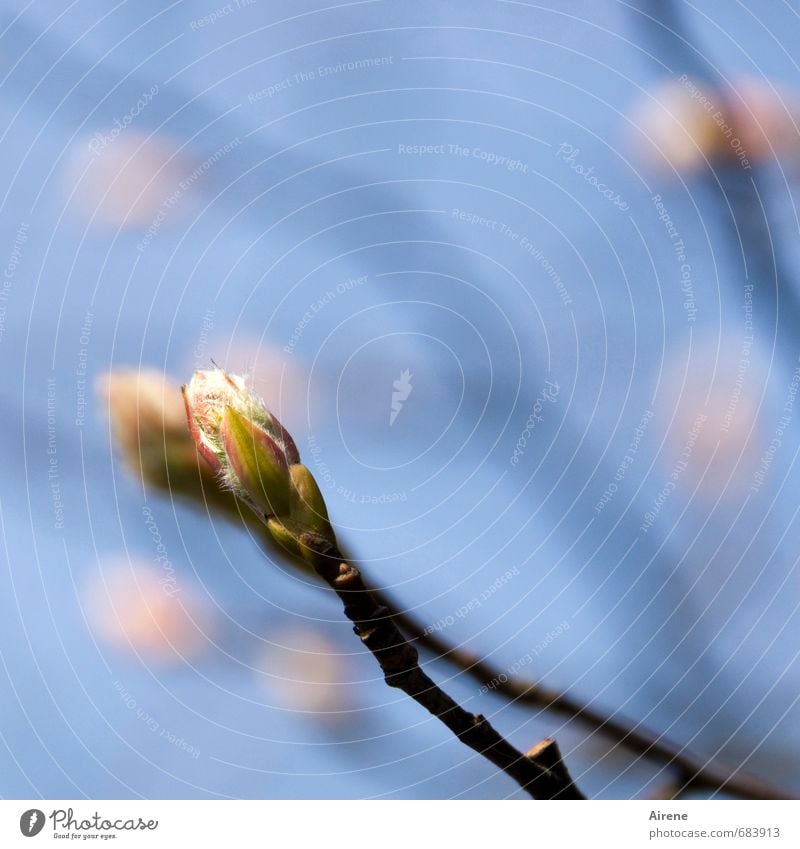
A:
390;369;413;426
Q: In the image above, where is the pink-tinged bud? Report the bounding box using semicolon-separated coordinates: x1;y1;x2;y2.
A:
267;413;300;465
182;368;327;532
181;384;224;475
183;368;293;471
221;406;291;517
182;369;248;468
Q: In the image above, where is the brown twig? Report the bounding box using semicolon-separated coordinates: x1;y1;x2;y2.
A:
527;738;584;800
300;533;585;800
192;486;790;799
375;589;793;800
243;512;789;799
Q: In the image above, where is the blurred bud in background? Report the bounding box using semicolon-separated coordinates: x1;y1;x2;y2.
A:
66;133;193;229
99;369;245;520
219;338;310;435
84;559;217;664
658;337;764;497
632;76;800;173
255;626;355;722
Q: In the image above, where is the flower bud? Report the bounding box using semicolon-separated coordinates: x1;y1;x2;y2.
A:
100;369;234;514
183;369;334;545
289;464;330;538
220;405;291;517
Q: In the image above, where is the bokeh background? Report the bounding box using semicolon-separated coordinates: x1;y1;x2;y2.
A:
1;0;799;799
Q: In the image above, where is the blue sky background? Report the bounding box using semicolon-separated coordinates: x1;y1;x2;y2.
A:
1;0;799;799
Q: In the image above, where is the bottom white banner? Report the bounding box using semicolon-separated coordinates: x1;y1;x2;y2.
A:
1;800;797;847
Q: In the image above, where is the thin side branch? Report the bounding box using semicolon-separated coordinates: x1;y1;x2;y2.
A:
375;589;792;800
301;534;585;800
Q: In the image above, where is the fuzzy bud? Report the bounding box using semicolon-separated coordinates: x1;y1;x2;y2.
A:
183;368;334;547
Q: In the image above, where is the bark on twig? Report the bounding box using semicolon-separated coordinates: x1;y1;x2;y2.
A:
301;534;585;800
526;738;584;800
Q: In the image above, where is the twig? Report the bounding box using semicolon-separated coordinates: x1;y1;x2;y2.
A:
299;532;585;800
526;738;584;800
239;513;790;799
376;588;793;800
107;372;788;801
195;484;791;799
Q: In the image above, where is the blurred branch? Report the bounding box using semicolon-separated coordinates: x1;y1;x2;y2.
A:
383;602;792;799
633;0;800;343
